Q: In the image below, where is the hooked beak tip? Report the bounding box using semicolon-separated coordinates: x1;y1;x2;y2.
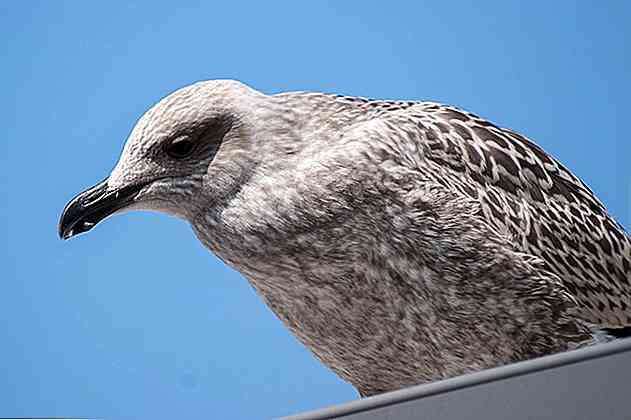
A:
58;178;145;241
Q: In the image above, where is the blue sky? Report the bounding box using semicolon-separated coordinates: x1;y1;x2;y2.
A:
1;1;630;419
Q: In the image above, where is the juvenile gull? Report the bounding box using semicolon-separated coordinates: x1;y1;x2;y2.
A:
59;80;631;397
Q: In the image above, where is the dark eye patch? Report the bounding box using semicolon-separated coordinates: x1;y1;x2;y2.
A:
163;115;232;161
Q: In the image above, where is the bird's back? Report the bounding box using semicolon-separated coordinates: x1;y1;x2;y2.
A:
391;102;631;328
279;92;631;328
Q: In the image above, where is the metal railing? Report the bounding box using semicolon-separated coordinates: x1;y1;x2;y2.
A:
283;337;631;420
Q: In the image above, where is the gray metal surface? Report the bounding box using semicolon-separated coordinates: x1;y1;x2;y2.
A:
283;338;631;420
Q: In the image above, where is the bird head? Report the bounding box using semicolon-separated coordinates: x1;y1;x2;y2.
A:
58;80;264;240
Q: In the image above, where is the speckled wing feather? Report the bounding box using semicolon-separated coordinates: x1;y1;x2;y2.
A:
379;102;631;328
332;94;631;327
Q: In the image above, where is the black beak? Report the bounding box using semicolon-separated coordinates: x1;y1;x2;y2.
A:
58;178;146;240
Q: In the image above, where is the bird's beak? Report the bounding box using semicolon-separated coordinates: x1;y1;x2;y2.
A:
58;178;146;240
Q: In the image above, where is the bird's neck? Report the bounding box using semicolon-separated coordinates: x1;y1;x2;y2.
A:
190;92;393;272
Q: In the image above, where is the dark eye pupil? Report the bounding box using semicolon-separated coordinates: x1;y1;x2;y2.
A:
167;138;194;158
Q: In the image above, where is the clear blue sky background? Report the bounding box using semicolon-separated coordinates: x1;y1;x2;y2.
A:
1;1;630;419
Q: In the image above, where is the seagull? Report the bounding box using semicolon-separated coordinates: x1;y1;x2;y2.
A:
59;80;631;397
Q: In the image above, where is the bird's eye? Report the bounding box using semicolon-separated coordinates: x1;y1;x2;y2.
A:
166;136;195;159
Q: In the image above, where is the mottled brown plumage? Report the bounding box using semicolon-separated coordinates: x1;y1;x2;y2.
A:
274;91;631;328
59;80;631;397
